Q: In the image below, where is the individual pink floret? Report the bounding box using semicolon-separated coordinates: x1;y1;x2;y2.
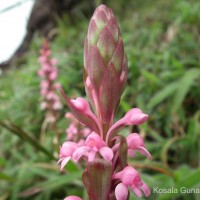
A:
127;133;151;159
73;132;113;162
113;166;150;199
57;141;79;170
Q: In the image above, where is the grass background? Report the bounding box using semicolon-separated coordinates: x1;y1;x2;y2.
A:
0;0;200;199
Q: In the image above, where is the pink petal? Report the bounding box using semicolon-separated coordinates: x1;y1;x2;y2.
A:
71;97;90;111
126;133;151;159
72;146;90;161
60;157;71;171
85;132;105;149
124;108;148;125
99;146;113;161
49;70;57;80
38;70;45;77
137;146;152;160
82;128;91;137
131;186;142;197
112;166;140;186
127;133;144;148
106;109;148;142
60;89;102;135
115;183;128;200
139;182;151;197
60;141;78;157
57;157;64;164
128;149;135;157
88;150;96;162
64;196;82;200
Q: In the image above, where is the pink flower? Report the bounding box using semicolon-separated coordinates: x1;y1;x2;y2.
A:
60;91;102;135
113;166;150;199
66;123;78;137
53;100;63;110
38;69;45;77
46;91;55;100
40;88;48;96
73;132;113;162
81;127;91;137
38;40;62;113
57;141;79;170
49;68;58;80
106;108;148;142
64;196;82;200
123;108;148;125
127;133;151;159
65;112;91;143
40;80;49;89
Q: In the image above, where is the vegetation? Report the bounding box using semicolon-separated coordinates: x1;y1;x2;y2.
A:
0;0;199;199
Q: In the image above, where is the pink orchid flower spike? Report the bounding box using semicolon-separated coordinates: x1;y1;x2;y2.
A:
58;4;151;199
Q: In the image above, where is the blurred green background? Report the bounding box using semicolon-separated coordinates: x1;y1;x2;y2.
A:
0;0;200;199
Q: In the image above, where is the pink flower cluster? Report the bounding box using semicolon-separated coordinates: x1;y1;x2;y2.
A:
65;112;91;145
59;99;151;199
38;40;62;113
58;5;151;200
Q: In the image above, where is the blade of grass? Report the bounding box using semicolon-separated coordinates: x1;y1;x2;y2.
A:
157;168;200;200
19;171;82;197
147;81;179;109
172;69;200;112
0;120;55;160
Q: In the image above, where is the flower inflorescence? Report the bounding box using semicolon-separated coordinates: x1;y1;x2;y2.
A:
58;5;151;200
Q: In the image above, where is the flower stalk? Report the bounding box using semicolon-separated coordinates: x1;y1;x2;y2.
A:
59;5;151;200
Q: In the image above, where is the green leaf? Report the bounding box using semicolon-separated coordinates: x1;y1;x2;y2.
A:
157;168;200;200
0;120;55;160
147;82;179;109
0;172;14;182
0;157;6;167
19;172;82;197
172;69;200;112
141;69;161;84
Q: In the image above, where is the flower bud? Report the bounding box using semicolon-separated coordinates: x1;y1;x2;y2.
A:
84;4;128;128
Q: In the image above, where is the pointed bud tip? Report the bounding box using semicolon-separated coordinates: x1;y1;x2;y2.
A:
71;98;90;112
130;114;148;124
